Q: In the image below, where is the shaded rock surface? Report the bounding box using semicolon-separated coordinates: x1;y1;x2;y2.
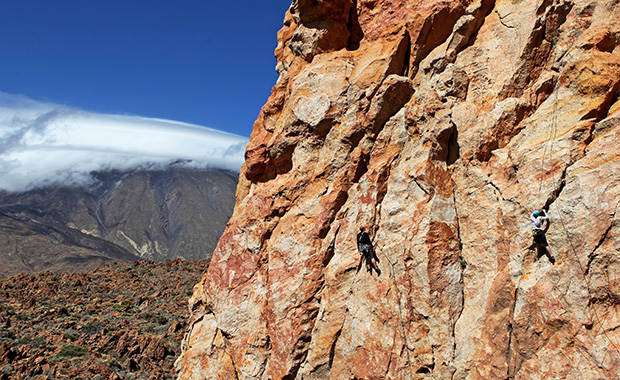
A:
0;167;237;278
0;259;208;380
178;0;620;379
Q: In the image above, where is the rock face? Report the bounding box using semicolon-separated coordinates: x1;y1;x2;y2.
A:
0;167;237;278
177;0;620;379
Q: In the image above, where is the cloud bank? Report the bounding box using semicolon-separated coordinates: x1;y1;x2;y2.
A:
0;92;248;192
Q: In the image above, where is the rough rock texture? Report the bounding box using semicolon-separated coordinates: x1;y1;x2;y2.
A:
0;259;209;380
178;0;620;378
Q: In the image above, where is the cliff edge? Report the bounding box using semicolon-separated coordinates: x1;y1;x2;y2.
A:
177;0;620;378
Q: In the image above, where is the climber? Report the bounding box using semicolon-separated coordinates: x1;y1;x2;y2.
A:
357;227;380;275
530;209;555;264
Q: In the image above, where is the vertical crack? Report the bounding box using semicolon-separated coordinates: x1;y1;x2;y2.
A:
403;31;412;78
328;327;342;369
446;124;460;166
220;331;242;380
499;0;573;100
450;186;466;378
585;200;620;276
384;247;416;380
505;299;518;379
431;0;496;75
542;166;568;211
347;0;363;51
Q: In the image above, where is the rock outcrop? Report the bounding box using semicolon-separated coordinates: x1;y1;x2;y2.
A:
177;0;620;378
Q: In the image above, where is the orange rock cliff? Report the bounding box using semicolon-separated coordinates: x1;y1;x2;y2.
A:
177;0;620;378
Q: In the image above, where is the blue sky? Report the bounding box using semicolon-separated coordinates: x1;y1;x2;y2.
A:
0;0;292;137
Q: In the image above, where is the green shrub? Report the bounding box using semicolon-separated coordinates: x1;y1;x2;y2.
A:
140;311;154;320
151;314;168;325
0;301;16;314
57;344;87;358
13;313;28;321
1;329;15;341
17;334;45;348
1;364;15;376
63;332;79;342
98;358;121;369
82;320;106;335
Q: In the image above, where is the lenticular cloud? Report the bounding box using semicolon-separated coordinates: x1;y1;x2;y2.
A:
0;92;248;192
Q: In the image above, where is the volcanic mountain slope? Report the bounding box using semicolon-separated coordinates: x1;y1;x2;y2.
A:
0;167;237;278
177;0;620;379
0;259;209;380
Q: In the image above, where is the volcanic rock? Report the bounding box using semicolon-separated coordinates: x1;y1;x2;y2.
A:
178;0;620;379
0;259;208;380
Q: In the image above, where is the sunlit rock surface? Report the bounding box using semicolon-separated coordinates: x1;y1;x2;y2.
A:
178;0;620;378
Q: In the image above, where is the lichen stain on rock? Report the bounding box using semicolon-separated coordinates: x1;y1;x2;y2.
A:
177;0;620;379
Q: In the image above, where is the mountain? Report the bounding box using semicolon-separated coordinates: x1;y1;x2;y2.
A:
177;0;620;379
0;167;237;278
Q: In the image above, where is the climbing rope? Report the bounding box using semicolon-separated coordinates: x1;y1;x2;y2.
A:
554;200;620;376
533;75;620;375
380;246;415;380
538;76;560;206
352;219;414;379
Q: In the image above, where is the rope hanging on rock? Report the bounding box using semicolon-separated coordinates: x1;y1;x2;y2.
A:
538;77;560;208
535;79;620;363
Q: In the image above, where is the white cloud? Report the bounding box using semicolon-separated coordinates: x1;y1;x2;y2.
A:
0;92;248;192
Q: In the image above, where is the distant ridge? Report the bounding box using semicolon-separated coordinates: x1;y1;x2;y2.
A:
0;166;237;278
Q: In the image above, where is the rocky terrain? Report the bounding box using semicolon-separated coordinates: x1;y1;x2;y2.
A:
0;259;209;380
0;167;237;278
177;0;620;379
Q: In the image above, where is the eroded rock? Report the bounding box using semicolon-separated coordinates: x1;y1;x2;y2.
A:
178;0;620;379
